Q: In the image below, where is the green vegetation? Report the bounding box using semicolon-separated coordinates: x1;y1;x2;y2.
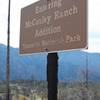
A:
0;84;6;93
58;81;100;100
0;81;100;100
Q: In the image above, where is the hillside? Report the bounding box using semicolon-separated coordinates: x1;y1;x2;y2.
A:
0;43;100;82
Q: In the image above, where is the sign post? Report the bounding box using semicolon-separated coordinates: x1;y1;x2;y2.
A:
47;52;58;100
20;0;87;100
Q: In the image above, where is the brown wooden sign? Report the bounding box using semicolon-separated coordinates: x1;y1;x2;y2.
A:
20;0;87;54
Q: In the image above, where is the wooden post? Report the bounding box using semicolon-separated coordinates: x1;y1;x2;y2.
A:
6;0;11;99
47;52;58;100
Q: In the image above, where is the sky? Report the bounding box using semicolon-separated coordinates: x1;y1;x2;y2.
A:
0;0;100;53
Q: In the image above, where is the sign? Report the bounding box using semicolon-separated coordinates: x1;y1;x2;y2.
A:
20;0;87;54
